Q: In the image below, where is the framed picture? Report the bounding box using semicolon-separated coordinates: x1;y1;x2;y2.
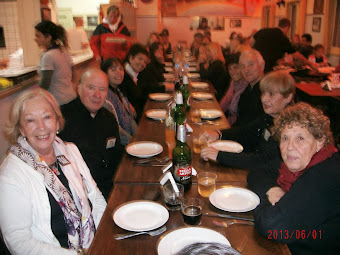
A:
190;16;225;31
312;17;321;32
230;19;241;28
313;0;324;14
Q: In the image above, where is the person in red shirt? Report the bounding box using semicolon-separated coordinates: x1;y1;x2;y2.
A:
90;5;131;63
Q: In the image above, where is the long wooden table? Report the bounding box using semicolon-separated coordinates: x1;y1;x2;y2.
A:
88;81;291;255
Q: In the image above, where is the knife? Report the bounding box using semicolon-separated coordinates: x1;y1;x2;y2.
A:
203;212;254;222
133;163;168;167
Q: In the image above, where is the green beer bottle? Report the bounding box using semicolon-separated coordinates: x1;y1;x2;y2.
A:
172;124;192;191
181;75;190;112
173;91;186;125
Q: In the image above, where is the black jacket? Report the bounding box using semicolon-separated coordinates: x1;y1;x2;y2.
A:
248;153;340;255
59;97;123;198
199;60;230;101
216;114;280;169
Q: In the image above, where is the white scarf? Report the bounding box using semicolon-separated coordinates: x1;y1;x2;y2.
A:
9;136;95;249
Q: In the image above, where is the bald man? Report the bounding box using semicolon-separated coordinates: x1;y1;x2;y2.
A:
59;69;123;199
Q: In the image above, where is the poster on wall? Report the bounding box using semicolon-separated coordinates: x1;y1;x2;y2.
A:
312;17;321;32
190;16;225;31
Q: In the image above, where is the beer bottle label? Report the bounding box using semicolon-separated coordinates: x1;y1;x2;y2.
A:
174;163;192;182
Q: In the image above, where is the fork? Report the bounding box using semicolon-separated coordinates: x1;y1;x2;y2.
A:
213;219;255;228
114;226;167;240
136;156;170;164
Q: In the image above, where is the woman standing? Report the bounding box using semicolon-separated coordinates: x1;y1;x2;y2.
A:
0;89;106;254
248;102;340;254
101;58;138;145
35;21;76;105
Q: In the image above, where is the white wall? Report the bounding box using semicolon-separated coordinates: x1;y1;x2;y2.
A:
56;0;110;15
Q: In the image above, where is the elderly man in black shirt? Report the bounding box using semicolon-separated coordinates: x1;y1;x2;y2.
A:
234;49;265;126
59;68;123;199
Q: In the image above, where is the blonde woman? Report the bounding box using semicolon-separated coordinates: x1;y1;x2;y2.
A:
198;42;229;100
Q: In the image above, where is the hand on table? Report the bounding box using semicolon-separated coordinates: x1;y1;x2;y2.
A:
200;146;219;162
201;130;220;143
266;187;286;206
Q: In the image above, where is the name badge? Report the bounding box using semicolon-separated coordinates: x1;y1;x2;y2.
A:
264;129;271;141
57;155;71;166
106;137;117;149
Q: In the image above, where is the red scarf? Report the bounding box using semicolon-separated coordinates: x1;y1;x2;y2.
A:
277;145;338;192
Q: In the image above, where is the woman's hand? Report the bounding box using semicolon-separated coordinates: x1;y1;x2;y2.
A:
266;187;286;206
200;146;219;162
201;130;220;142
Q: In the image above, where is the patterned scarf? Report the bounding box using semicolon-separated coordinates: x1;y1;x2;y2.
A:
9;136;95;249
277;145;338;192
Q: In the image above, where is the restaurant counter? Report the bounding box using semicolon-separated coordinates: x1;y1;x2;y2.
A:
0;50;95;163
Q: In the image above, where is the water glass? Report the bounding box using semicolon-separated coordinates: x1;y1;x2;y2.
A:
162;183;184;211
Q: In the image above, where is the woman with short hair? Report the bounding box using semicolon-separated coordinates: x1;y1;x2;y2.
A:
248;102;340;255
0;89;106;255
101;57;138;145
201;71;295;169
121;43;149;121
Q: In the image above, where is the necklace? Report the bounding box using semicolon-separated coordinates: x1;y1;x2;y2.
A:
49;161;60;175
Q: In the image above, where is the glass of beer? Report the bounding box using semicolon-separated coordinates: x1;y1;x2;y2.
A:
191;109;201;122
197;172;217;197
162;183;184;211
181;198;204;226
193;134;208;154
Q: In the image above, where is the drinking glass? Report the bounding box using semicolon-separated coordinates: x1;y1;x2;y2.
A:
197;172;217;197
162;183;184;211
191;109;201;123
192;134;208;154
181;198;204;226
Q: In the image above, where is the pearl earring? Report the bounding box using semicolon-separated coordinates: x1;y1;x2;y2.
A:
56;130;59;135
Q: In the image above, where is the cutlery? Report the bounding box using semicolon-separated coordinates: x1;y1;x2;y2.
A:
203;212;254;222
194;120;219;125
114;226;166;240
213;219;254;228
134;162;169;167
136;156;170;164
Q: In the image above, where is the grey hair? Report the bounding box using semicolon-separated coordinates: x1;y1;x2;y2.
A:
177;242;241;255
240;49;265;72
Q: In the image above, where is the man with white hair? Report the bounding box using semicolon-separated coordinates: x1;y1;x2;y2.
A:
234;49;265;126
59;69;123;199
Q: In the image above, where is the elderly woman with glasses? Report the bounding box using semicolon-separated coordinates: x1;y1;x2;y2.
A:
248;102;340;255
0;89;106;255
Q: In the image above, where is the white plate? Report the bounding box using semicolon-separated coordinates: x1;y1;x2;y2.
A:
149;93;172;101
163;73;175;79
157;226;230;255
146;109;167;120
187;73;200;79
209;187;260;213
164;67;173;72
113;201;169;232
209;140;243;153
126;141;163;158
200;109;223;120
190;82;209;89
191;92;213;100
165;62;173;67
188;67;197;72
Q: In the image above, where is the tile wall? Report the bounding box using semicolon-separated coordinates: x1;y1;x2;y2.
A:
0;0;21;60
